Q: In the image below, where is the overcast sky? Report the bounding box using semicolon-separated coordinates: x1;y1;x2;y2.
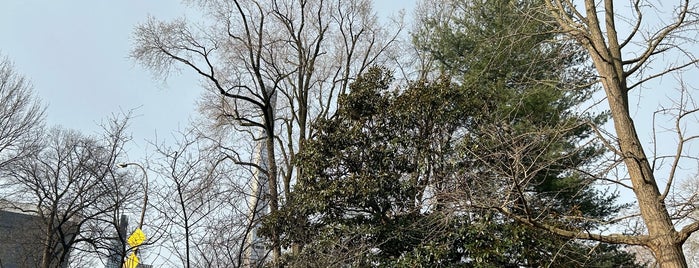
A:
0;0;415;159
1;1;197;155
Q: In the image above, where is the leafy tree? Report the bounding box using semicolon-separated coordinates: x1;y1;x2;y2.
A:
414;0;614;228
267;66;640;267
265;67;465;266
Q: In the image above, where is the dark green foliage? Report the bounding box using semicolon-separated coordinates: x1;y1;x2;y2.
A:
265;67;639;267
265;68;470;266
414;0;619;226
394;216;641;268
262;0;644;266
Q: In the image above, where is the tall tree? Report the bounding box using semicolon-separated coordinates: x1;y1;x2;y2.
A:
535;1;699;266
267;67;467;266
131;0;402;263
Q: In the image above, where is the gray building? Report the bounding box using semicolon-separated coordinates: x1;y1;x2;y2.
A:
0;209;75;268
105;215;129;268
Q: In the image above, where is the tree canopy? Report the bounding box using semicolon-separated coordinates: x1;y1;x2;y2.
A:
269;60;639;266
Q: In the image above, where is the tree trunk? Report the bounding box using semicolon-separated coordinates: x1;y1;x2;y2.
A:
588;29;687;268
578;0;688;265
265;132;282;264
605;81;687;268
541;0;694;265
653;241;687;268
41;230;52;268
41;213;55;268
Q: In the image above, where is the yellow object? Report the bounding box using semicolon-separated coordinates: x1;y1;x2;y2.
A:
127;228;146;247
123;252;139;268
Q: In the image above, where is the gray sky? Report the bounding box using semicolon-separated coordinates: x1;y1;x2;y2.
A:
0;0;415;158
1;1;200;155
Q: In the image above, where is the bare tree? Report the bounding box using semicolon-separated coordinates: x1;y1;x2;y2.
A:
2;115;138;268
0;54;44;172
148;129;248;268
131;0;403;263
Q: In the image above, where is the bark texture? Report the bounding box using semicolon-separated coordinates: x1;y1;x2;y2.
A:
543;0;699;266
